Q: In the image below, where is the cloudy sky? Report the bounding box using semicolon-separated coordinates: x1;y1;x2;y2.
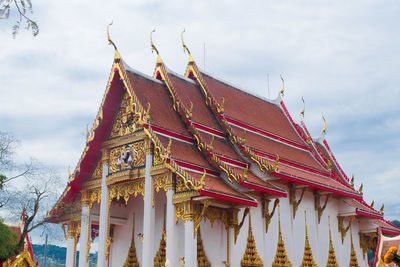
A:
1;0;400;242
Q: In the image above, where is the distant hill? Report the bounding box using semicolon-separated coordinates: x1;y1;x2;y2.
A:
32;244;98;267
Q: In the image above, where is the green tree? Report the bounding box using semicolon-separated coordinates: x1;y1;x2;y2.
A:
0;220;17;263
0;0;38;37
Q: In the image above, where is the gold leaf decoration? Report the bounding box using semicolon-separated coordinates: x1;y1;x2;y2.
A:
123;215;139;267
197;228;211;267
272;206;292;267
300;211;318;267
240;212;263;267
326;217;339;267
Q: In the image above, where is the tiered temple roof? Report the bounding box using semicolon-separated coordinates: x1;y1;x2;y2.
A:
47;32;400;240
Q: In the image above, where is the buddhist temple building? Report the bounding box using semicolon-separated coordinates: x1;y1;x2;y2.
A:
47;28;400;267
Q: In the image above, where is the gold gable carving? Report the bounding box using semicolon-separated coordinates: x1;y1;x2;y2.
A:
109;92;142;139
109;140;145;174
90;160;102;180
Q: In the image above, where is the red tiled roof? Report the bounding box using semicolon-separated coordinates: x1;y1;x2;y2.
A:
157;135;212;170
376;220;400;234
198;131;242;162
271;159;359;197
168;73;222;131
231;125;325;171
185;170;251;201
344;199;382;219
201;73;305;145
126;71;191;137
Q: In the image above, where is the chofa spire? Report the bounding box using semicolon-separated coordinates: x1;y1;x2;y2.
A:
107;21;120;61
150;29;162;64
181;29;194;63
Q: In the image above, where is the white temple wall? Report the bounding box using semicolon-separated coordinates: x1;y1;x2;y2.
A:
109;195;144;267
200;218;227;265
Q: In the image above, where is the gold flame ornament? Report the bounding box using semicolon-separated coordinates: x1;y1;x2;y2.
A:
299;96;305;119
107;21;120;60
321;115;327;136
278;75;285;97
181;29;191;55
358;183;363;194
150;29;159;55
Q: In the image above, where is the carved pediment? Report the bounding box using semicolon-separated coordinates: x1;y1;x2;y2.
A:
109;92;143;139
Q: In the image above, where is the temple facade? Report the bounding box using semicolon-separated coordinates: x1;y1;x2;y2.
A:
47;31;400;267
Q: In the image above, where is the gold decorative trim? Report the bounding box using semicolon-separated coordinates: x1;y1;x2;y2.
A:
314;192;331;224
326;217;339;267
123;214;139;267
262;198;279;234
109;179;145;205
289;186;306;219
300;211;318;267
234;208;249;244
272;206;292;267
240;212;263;267
197;228;211;267
349;228;360;267
337;216;355;244
154;211;167;267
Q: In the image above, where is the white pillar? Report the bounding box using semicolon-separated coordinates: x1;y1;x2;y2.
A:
65;237;75;267
78;205;90;267
166;188;176;266
97;163;109;267
184;219;197;267
142;150;155;267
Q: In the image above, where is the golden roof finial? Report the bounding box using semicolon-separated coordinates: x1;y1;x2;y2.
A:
68;167;72;178
351;174;354;188
278;75;285;97
358;183;363;194
321;115;327;136
150;29;159;55
181;29;194;63
370;200;374;209
299;96;305;119
181;29;191;54
380;203;384;215
150;29;162;64
107;21;120;60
